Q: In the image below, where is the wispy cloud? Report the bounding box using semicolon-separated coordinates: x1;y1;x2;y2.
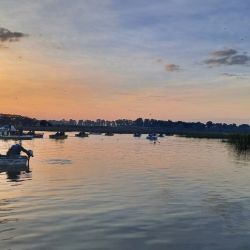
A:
222;73;238;77
0;28;27;42
165;64;180;72
156;58;181;72
204;48;250;66
211;49;237;57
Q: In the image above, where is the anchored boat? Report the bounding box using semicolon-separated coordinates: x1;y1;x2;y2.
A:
0;125;33;140
49;132;68;139
75;132;89;137
105;132;114;136
26;131;44;138
146;133;158;141
133;133;141;137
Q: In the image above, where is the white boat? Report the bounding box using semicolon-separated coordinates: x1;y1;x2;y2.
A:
0;155;29;172
0;125;33;140
146;134;158;141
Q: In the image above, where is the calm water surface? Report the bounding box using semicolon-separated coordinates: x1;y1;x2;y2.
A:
1;133;250;250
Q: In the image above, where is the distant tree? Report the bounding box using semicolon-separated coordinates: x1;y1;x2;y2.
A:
206;121;213;128
40;120;52;127
134;118;143;127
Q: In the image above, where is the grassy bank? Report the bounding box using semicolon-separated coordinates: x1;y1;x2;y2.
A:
178;132;250;152
227;134;250;151
177;132;229;139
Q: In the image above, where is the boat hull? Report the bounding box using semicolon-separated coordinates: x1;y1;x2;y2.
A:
33;134;44;138
26;133;44;138
0;156;29;172
0;135;33;140
105;133;114;136
49;135;68;139
146;135;158;141
75;134;88;137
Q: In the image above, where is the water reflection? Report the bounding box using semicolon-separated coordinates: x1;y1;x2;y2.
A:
226;143;250;162
203;192;247;232
46;159;72;165
0;198;18;242
1;135;250;249
0;166;32;182
6;169;32;182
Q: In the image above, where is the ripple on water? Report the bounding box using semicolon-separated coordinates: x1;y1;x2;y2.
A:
45;159;72;165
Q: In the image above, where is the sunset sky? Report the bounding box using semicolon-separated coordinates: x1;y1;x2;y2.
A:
0;0;250;123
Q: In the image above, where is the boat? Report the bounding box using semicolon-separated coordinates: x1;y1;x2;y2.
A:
26;131;44;138
89;132;102;135
146;133;158;141
159;133;165;137
0;135;33;140
0;125;33;140
105;132;114;136
49;134;68;139
49;132;68;139
133;133;141;137
0;155;29;172
75;132;89;137
32;133;44;138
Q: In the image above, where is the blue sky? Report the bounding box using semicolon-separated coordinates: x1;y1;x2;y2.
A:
0;0;250;122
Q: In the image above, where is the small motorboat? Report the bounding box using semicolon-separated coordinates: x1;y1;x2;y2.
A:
146;134;158;141
0;155;29;172
89;132;102;135
133;133;141;137
49;132;68;139
105;132;114;136
32;133;44;138
75;132;89;137
26;131;44;138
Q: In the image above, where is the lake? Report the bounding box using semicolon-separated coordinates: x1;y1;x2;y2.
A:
1;133;250;250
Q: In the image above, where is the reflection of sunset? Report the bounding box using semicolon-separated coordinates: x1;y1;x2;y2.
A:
1;135;250;249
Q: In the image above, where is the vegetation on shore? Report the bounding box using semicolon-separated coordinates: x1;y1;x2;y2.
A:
1;114;250;143
177;132;229;139
227;134;250;151
178;132;250;150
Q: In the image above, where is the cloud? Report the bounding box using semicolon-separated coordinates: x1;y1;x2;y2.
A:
221;73;246;80
211;49;237;57
222;73;238;77
0;28;27;42
165;64;180;72
204;48;250;66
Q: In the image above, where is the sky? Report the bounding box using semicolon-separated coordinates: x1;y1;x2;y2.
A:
0;0;250;123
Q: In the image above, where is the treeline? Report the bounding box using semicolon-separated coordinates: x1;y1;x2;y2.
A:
1;114;250;134
42;117;250;134
133;118;250;133
0;114;38;127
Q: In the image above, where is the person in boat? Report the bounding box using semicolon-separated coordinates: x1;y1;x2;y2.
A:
6;144;33;158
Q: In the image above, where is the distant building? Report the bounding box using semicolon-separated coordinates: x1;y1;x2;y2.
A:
0;125;17;136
